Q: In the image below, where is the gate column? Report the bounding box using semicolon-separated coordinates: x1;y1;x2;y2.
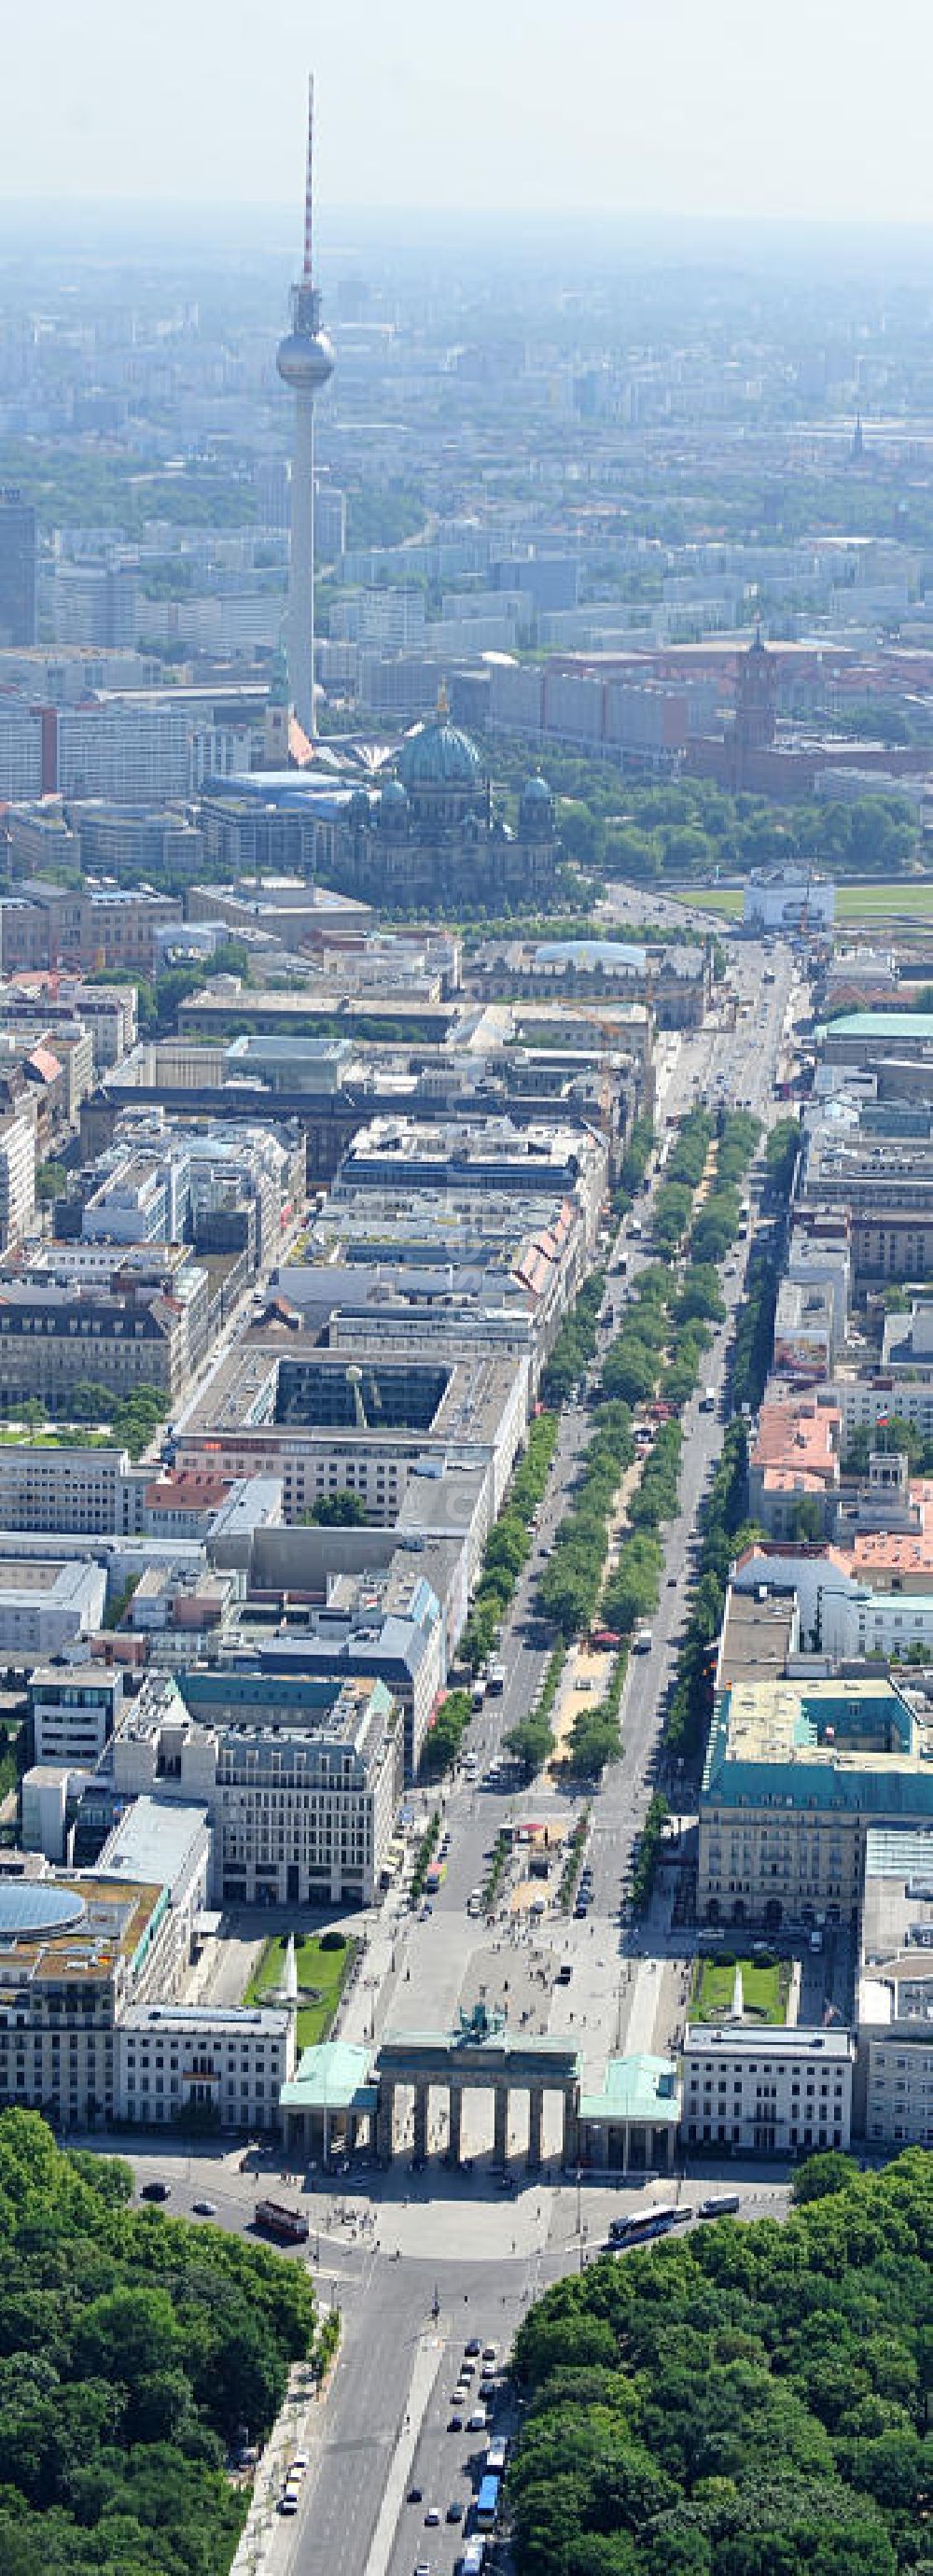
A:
413;2080;429;2163
494;2082;509;2168
376;2078;396;2164
528;2084;545;2171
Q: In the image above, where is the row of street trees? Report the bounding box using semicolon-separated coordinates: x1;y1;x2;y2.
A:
453;1410;558;1680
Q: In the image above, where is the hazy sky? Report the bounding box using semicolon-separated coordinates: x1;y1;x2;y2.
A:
3;0;933;226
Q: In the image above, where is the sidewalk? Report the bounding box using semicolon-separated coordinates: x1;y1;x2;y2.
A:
230;2340;336;2576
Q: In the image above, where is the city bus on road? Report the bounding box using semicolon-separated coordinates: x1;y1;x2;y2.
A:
476;2474;501;2531
255;2198;309;2244
608;2204;686;2249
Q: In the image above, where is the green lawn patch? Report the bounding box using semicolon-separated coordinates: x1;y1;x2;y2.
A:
0;1427;111;1448
244;1930;355;2051
834;879;933;919
687;886;742;916
693;1953;789;2023
684;877;933;924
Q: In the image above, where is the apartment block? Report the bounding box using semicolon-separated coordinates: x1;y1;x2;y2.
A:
55;705;193;802
0;1269;197;1409
0;493;36;648
52;562;137;651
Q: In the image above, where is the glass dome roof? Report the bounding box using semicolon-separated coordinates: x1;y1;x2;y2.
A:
0;1883;86;1939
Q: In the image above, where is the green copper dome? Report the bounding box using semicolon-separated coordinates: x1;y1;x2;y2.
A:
397;699;483;791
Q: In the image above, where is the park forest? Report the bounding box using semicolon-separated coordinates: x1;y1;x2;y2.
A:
508;2149;931;2576
0;2110;315;2576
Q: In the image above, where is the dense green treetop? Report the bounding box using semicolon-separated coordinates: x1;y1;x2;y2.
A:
508;2150;932;2576
0;2111;315;2576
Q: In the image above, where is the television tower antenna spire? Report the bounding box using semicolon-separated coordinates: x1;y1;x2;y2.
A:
303;73;315;285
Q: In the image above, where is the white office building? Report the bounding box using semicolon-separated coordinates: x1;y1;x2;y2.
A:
56;705;192;802
0;1443;142;1537
0;1557;106;1662
682;2024;855;2156
0;708;44;801
117;2002;293;2132
28;1662;124;1766
0;1113;35;1252
108;1668;404;1908
743;870;835;932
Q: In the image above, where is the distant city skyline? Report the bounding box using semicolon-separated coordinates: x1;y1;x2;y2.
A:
3;0;933;226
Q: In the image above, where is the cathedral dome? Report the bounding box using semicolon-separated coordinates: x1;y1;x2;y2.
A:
397;690;483;792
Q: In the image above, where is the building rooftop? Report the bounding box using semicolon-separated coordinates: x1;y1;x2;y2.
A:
851;1525;933;1580
97;1796;209;1890
0;1864;163;1987
0;1557;103;1612
820;1012;933;1044
337;1113;597;1181
717;1586;798;1689
279;2038;378;2114
752;1395;840;1486
179;1333;522;1463
397;712;483;791
861;1825;933;2001
533;939;704;980
685;2023;854;2059
703;1674;933;1817
121;2000;291;2035
579;2052;680;2124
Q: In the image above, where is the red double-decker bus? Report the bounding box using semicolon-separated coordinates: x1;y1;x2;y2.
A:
255;2197;309;2244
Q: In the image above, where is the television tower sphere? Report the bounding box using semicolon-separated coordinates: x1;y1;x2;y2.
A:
276;323;334;394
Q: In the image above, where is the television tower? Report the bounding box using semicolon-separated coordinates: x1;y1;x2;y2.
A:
276;77;334;739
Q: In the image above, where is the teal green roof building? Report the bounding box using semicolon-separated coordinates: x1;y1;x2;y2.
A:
702;1675;930;1818
579;2054;679;2127
279;2040;377;2118
820;1011;933;1041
